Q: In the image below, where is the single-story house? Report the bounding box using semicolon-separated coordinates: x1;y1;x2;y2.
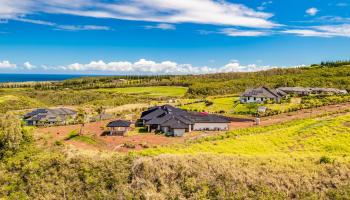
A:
106;120;131;136
277;87;348;96
240;87;286;103
140;105;230;137
23;108;77;126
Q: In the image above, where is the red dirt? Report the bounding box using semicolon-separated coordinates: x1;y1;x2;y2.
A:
36;102;350;153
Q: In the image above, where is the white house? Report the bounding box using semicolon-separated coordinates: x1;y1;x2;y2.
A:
141;105;231;136
240;87;286;104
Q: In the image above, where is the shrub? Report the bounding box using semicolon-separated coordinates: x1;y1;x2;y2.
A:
124;142;136;149
319;156;332;164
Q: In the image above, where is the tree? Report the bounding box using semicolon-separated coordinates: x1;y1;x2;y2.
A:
76;108;87;135
0;114;28;157
95;106;105;121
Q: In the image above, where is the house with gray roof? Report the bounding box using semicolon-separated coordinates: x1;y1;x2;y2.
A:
106;120;131;136
140;105;230;136
24;108;77;126
277;87;348;96
240;87;286;104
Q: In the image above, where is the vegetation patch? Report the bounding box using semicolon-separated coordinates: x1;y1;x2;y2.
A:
65;131;101;146
95;86;188;97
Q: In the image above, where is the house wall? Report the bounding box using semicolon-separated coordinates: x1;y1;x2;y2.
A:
240;97;278;103
172;129;186;137
193;123;229;131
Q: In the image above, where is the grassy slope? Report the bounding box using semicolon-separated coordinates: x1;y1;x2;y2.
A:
181;96;237;113
139;113;350;159
94;86;188;97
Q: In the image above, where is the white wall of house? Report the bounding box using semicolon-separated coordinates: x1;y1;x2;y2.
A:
193;123;229;131
240;96;271;103
173;129;186;137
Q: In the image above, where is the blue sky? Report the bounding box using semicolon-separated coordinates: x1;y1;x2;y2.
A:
0;0;350;74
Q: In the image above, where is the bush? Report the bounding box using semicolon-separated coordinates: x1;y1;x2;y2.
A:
0;114;31;157
319;156;332;164
124;142;136;149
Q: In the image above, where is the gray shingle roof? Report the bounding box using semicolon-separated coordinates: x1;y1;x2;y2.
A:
161;117;189;129
142;105;230;128
141;108;166;120
241;87;284;99
24;108;76;122
107;120;131;127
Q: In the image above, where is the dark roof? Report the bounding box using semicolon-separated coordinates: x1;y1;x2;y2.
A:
141;108;166;120
141;105;230;127
141;106;160;118
24;108;76;122
277;87;348;94
145;114;173;125
107;120;131;127
161;117;189;129
188;113;231;123
241;87;284;99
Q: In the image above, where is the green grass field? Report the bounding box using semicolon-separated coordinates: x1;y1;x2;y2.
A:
94;86;188;97
181;96;238;113
139;113;350;160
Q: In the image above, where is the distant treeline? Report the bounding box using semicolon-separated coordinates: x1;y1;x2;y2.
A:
0;61;350;97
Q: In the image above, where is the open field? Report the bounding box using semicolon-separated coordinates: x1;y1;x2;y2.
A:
181;96;237;113
94;86;188;97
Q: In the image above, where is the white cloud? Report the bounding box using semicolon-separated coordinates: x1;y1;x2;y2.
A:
23;62;35;70
0;60;16;69
0;59;299;74
0;0;278;28
306;7;319;16
221;28;269;37
55;59;284;74
144;23;176;30
56;25;111;31
283;24;350;37
257;1;273;11
5;16;112;31
14;18;56;26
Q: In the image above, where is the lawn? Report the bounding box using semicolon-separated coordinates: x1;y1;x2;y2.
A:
94;86;188;97
181;96;238;114
139;113;350;159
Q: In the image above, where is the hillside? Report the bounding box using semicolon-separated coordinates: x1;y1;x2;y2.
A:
1;112;350;199
1;62;350;98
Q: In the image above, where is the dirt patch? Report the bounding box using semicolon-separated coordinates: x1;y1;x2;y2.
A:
35;120;214;152
343;122;350;127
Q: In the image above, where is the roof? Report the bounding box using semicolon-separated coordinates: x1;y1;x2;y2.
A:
141;108;166;120
142;105;230;127
278;87;348;94
188;113;231;123
161;117;189;129
145;114;173;125
107;120;131;127
241;87;284;99
24;108;76;122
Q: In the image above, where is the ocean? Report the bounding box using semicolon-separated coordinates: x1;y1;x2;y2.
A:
0;74;90;83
